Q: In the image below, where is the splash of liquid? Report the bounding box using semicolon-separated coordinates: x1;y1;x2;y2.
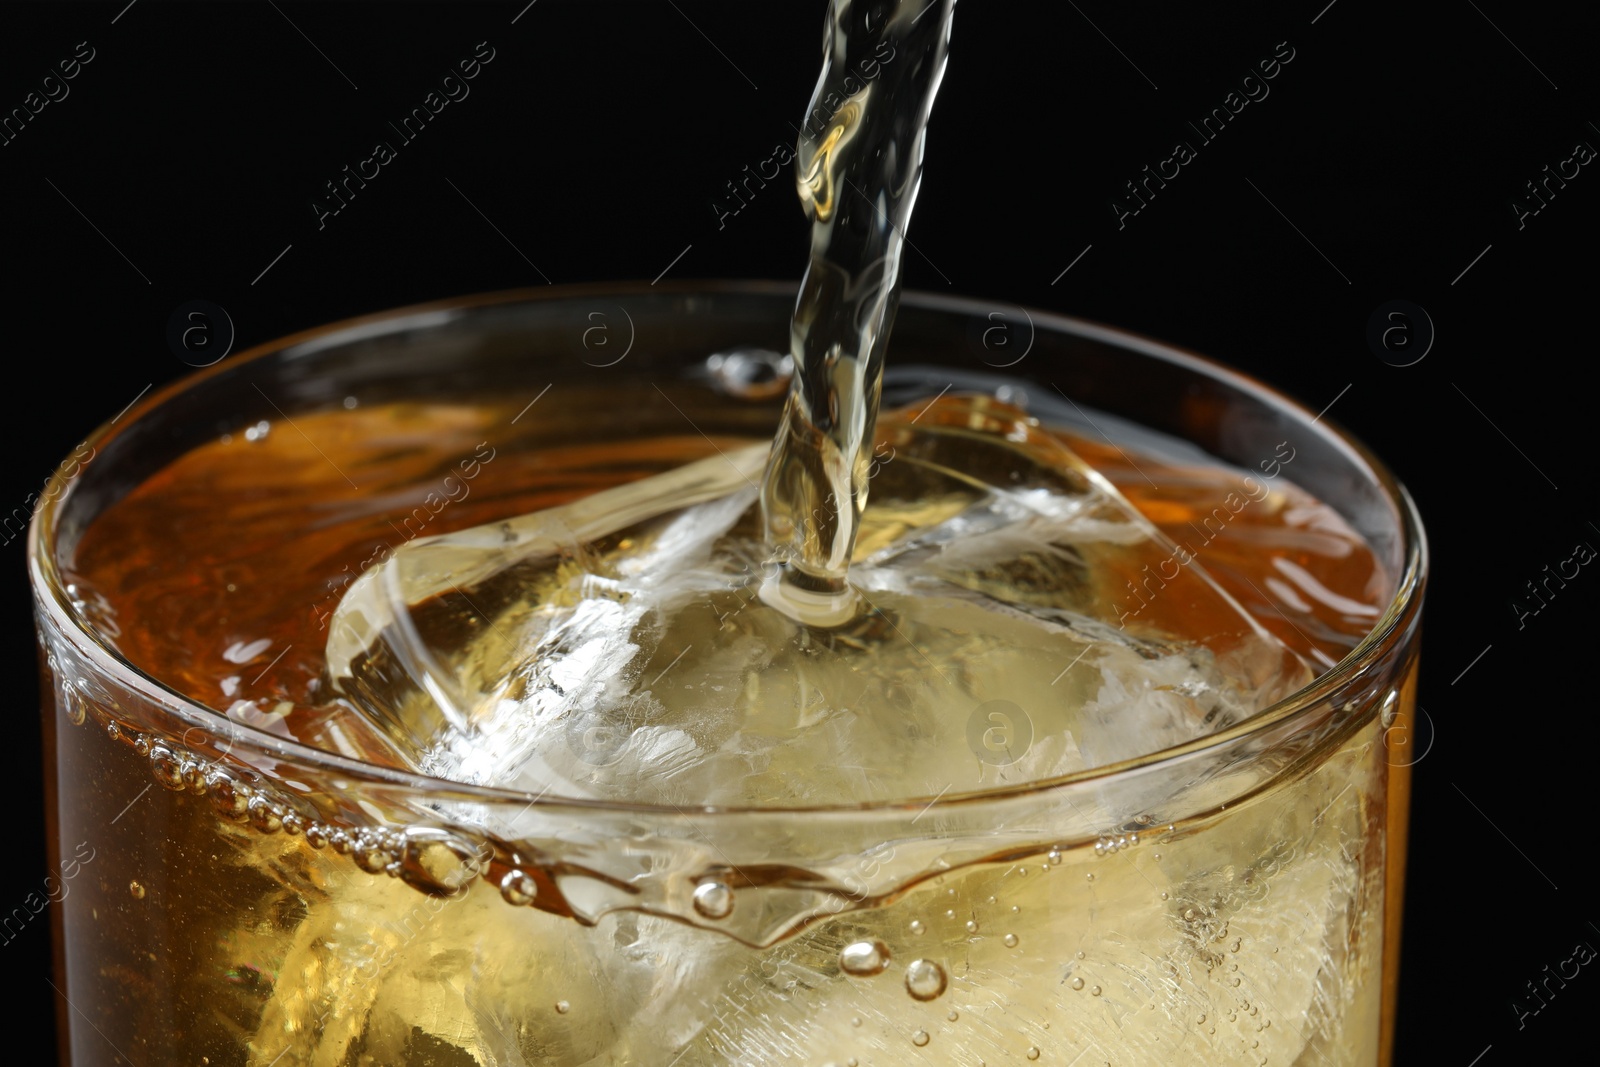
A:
759;0;956;626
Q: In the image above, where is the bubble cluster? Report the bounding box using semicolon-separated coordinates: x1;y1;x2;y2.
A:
1093;832;1138;857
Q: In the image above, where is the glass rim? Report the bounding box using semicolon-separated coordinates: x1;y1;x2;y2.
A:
29;280;1429;816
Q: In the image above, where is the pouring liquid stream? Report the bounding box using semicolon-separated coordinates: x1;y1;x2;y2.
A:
759;0;957;627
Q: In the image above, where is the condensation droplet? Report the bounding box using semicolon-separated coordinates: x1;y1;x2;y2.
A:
693;881;734;920
1003;933;1019;948
501;870;538;907
840;940;890;977
128;880;145;900
911;1030;930;1047
554;1000;570;1014
904;958;948;1001
1070;977;1084;991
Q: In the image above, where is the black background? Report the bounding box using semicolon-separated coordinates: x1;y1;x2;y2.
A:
3;1;1596;1061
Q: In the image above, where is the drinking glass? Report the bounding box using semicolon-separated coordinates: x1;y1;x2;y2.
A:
31;282;1425;1065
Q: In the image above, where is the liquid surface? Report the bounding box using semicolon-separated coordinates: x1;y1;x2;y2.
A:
67;391;1386;776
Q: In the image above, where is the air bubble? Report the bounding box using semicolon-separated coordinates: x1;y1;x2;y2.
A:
693;881;734;920
909;920;925;935
965;920;978;933
149;744;185;791
354;836;391;874
1026;1050;1041;1062
1047;849;1062;865
128;880;145;900
1085;873;1094;882
304;824;329;849
947;1010;959;1021
1090;985;1101;996
840;940;890;977
911;1030;930;1047
707;348;793;400
555;1000;570;1014
248;796;284;834
1231;938;1242;952
904;958;948;1001
851;1017;862;1027
280;813;304;836
244;420;270;441
501;870;538;907
400;826;487;897
1070;977;1084;991
1003;934;1019;948
207;770;250;820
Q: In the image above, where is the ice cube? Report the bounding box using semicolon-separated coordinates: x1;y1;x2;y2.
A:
324;394;1312;807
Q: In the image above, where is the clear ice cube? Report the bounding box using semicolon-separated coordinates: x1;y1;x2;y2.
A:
325;394;1312;806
